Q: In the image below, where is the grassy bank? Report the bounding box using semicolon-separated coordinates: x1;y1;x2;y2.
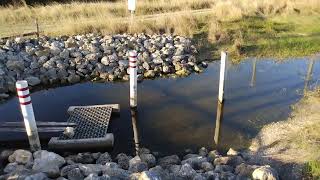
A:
0;0;320;60
250;88;320;179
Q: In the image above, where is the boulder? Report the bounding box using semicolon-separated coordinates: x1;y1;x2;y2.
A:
25;172;49;180
140;153;156;168
6;60;25;71
32;150;65;178
79;164;104;176
96;152;112;165
252;166;279;180
129;156;148;173
181;156;208;170
115;153;130;170
25;76;41;86
102;167;130;179
67;74;80;84
67;167;84;180
158;155;181;168
8;149;33;165
144;70;155;78
227;148;240;156
177;163;196;179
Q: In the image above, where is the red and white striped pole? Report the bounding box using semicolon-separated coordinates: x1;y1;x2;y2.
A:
16;80;41;152
129;51;137;108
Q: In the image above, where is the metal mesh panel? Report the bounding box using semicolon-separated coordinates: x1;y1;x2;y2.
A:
59;106;113;140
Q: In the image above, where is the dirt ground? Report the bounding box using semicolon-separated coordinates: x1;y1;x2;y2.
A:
246;88;320;179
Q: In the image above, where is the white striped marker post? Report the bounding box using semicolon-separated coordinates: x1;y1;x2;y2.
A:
218;51;227;103
16;80;41;152
129;51;137;108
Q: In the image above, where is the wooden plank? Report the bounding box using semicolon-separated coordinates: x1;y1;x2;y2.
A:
0;127;67;132
67;104;120;113
0;122;77;127
1;31;44;40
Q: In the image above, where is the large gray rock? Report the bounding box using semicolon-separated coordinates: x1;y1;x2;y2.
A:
140;153;156;168
67;74;80;84
60;164;79;177
158;155;181;168
252;166;279;180
115;153;131;170
68;167;84;180
79;164;104;176
32;150;65;178
96;152;112;165
6;60;25;71
177;163;196;179
8;149;33;165
4;162;25;173
181;156;208;170
129;156;148;173
102;167;130;179
25;76;41;86
25;172;49;180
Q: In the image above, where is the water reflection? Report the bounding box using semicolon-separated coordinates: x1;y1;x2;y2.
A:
0;57;320;155
130;108;140;156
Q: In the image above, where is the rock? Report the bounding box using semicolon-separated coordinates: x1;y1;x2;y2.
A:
214;164;233;173
8;149;33;165
227;148;239;156
25;76;41;86
140;153;156;168
32;150;65;178
214;156;231;165
0;149;14;162
102;167;130;179
0;93;9;99
252;166;279;180
177;163;196;179
139;171;161;180
25;172;49;180
63;127;75;138
181;156;208;170
129;156;148;173
68;167;84;180
118;60;129;67
175;68;190;76
116;153;130;170
6;60;25;71
96;152;112;164
193;174;206;180
158;155;181;168
207;150;219;162
235;163;258;177
105;162;119;169
144;70;156;78
67;74;81;84
101;56;110;66
79;164;104;176
60;49;70;59
198;147;208;157
4;162;24;173
200;162;214;172
60;164;79;177
148;166;170;179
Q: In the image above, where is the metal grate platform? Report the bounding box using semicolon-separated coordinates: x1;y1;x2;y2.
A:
59;106;113;140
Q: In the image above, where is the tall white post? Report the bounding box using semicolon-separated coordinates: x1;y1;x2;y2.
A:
128;0;136;14
16;80;41;152
129;51;137;108
218;51;227;103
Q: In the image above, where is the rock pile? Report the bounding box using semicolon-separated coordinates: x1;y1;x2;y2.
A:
0;34;208;101
0;148;279;180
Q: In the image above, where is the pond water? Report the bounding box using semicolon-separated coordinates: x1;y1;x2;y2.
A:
0;57;319;156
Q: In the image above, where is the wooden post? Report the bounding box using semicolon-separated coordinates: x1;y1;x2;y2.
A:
218;51;227;103
304;57;315;93
250;59;257;87
214;101;224;146
35;18;39;40
131;109;140;156
16;80;41;152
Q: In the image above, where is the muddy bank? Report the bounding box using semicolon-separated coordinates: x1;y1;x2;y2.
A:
0;147;279;180
0;34;207;102
246;88;320;179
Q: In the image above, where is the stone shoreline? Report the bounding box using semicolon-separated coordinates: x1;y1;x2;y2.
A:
0;34;209;101
0;147;279;180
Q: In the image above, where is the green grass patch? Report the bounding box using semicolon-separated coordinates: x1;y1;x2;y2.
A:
304;161;320;179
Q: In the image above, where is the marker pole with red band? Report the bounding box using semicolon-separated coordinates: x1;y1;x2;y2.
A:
16;80;41;152
129;51;137;108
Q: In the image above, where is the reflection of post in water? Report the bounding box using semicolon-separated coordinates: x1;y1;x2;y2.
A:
304;57;315;93
250;59;257;87
130;108;140;156
214;101;224;146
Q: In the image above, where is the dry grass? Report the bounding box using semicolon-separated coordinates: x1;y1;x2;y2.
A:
250;86;320;178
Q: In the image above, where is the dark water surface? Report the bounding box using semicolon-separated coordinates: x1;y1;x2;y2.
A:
0;57;319;156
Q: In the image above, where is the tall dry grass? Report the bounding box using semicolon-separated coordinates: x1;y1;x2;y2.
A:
0;0;319;37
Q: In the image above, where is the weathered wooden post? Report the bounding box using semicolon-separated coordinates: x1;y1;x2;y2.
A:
34;18;39;40
304;57;315;93
16;80;41;152
250;58;257;87
129;51;138;108
214;51;228;146
130;109;140;155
